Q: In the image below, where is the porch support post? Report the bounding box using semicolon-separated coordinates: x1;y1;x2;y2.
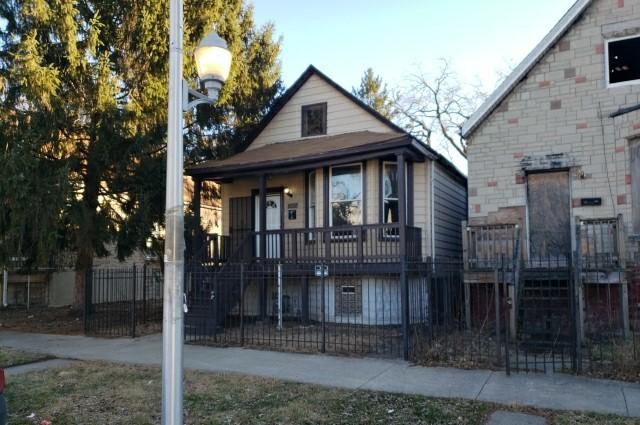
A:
259;174;267;319
397;152;410;360
192;177;203;261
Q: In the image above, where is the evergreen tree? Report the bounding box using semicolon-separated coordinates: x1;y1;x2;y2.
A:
352;67;394;119
0;0;282;305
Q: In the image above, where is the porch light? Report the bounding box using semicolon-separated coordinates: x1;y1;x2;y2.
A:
194;30;232;100
284;187;293;198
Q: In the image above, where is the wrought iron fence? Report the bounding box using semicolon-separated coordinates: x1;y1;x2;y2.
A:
184;261;408;357
84;264;163;337
409;255;640;379
86;253;639;381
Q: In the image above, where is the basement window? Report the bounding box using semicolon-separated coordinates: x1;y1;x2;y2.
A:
606;35;640;86
335;280;362;316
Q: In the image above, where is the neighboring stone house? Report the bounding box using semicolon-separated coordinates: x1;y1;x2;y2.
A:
462;0;640;262
460;0;640;342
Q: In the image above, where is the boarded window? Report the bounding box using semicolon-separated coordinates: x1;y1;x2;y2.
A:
301;103;327;137
335;280;362;316
632;139;640;235
527;172;571;260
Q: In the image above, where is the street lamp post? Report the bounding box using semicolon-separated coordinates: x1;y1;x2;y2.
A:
164;1;231;424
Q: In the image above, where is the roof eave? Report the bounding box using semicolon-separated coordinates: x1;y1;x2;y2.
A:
186;135;416;178
461;0;592;139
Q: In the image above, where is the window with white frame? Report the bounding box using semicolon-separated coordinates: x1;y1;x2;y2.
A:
606;35;640;86
330;164;362;227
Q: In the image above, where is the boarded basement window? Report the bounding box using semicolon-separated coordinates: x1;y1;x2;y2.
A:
335;280;362;316
606;36;640;86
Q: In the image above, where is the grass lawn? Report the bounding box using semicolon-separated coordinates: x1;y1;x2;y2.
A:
3;362;638;425
0;347;51;368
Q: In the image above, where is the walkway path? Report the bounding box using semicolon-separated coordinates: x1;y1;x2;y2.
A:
1;331;638;417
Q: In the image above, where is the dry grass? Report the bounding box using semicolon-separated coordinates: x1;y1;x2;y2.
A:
3;362;638;425
0;347;52;368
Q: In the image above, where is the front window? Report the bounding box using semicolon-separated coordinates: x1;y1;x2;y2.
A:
301;103;327;137
330;164;362;227
382;162;400;224
606;36;640;86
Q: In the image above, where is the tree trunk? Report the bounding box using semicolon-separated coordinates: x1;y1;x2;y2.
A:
73;164;100;309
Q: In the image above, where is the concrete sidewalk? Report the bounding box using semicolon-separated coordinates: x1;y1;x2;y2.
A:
1;330;638;417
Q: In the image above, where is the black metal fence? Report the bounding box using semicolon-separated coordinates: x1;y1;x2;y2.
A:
86;254;639;381
410;255;640;379
84;265;163;337
184;261;410;357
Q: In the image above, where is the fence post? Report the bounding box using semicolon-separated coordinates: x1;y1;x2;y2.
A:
401;258;410;360
131;264;137;338
572;250;583;373
240;263;245;346
426;257;433;344
321;262;326;354
84;268;93;333
494;265;503;367
501;256;511;376
142;263;147;324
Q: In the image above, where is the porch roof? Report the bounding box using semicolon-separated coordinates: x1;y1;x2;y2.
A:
186;131;436;179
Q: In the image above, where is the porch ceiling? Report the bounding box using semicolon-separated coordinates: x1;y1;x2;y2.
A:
186;131;435;180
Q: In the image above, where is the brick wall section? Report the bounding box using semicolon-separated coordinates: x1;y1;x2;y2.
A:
467;0;640;238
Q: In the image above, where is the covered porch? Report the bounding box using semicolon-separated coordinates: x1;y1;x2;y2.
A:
186;131;435;266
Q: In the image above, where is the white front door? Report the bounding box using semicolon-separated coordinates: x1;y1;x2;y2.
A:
254;193;281;258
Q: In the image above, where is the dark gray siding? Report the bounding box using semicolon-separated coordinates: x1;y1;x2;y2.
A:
433;163;467;259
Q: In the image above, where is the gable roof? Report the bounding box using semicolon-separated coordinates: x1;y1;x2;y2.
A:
461;0;592;139
188;65;468;183
244;64;407;147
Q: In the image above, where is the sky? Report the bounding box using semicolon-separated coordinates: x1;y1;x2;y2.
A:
250;0;577;92
248;0;578;171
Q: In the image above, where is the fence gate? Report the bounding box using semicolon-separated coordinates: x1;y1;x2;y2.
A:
84;265;163;337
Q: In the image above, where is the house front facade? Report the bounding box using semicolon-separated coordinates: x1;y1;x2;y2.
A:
184;65;466;357
461;0;640;348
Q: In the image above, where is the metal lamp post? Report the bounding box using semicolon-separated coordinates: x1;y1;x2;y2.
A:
164;1;231;424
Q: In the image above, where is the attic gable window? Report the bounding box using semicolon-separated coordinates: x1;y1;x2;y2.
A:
606;36;640;86
301;103;327;137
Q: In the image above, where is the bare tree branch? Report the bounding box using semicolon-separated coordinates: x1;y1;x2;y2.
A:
393;59;487;159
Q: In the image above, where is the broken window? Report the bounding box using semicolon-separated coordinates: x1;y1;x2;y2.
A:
607;36;640;86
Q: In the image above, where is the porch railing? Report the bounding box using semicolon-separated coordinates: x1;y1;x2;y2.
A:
196;224;422;264
462;223;519;270
462;217;627;271
578;216;624;270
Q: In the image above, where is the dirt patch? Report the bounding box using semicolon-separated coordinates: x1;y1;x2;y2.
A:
0;306;83;335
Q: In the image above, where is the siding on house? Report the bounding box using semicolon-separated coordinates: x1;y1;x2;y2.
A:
433;163;468;259
466;0;640;244
248;74;391;150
